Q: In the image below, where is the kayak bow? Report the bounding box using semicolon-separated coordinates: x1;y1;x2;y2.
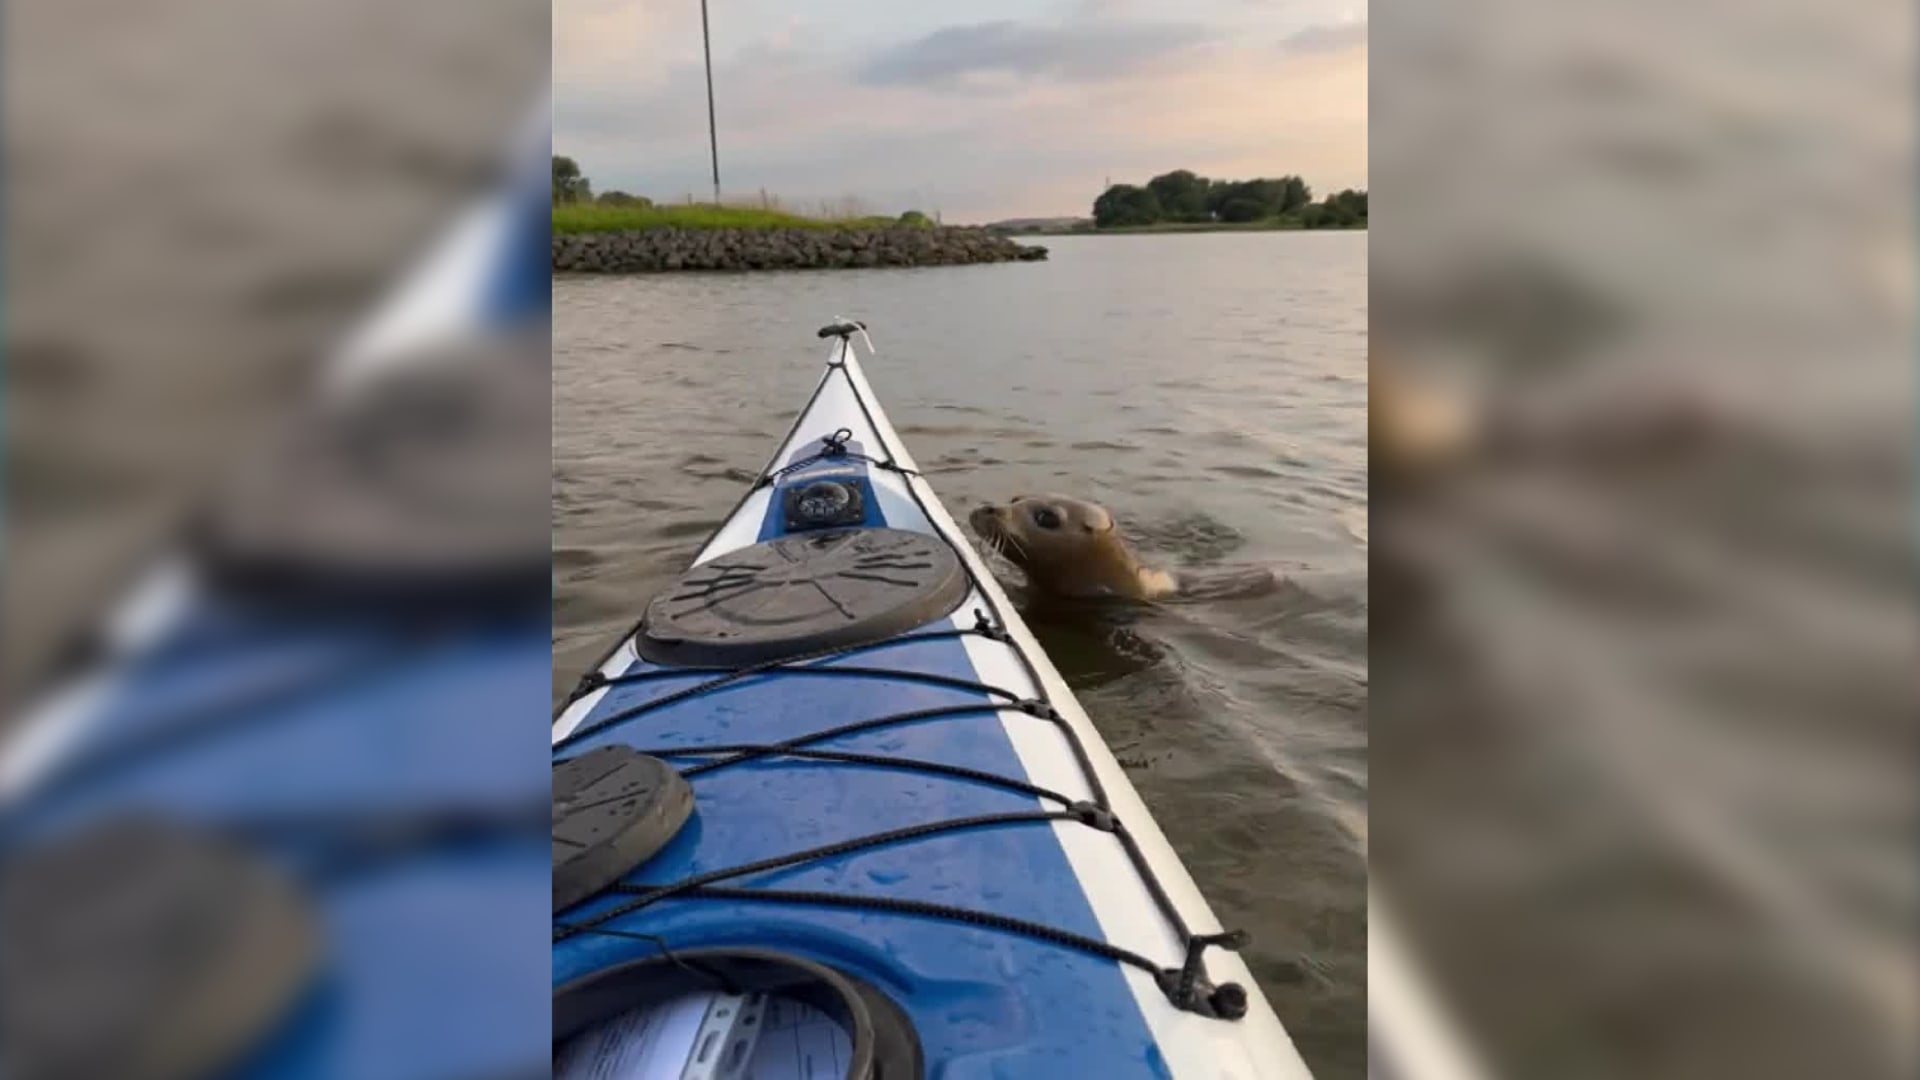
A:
552;324;1315;1079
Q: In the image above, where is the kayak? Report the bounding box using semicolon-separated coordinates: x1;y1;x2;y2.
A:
0;108;553;1080
551;325;1316;1079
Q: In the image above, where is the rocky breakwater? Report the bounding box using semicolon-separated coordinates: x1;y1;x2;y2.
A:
553;225;1048;273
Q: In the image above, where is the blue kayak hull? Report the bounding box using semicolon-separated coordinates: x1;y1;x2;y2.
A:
553;336;1314;1079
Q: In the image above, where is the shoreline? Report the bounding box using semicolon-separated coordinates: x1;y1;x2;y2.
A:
1094;222;1366;235
552;224;1047;273
993;222;1368;236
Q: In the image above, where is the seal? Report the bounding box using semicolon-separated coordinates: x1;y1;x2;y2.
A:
968;494;1179;601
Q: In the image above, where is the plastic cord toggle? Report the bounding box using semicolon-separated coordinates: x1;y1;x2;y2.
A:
1016;700;1060;721
970;609;1009;642
1066;801;1117;833
568;669;609;703
1157;930;1253;1019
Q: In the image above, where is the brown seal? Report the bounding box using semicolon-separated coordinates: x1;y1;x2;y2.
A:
968;494;1179;601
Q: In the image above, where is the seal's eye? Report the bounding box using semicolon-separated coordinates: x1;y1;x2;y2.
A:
1032;507;1062;529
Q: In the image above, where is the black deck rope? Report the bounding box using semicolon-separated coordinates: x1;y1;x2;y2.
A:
555;810;1075;936
554;355;1251;1019
15;639;429;819
970;608;1011;643
1169;930;1254;1018
579;883;1162;976
555;628;1017;750
751;439;921;492
564;884;1247;1020
257;799;551;885
565;625;985;707
226;799;550;849
5;791;547;890
648;743;1071;804
598;659;1020;700
678;701;1033;768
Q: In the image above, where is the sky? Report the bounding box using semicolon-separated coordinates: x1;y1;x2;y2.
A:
554;0;1367;223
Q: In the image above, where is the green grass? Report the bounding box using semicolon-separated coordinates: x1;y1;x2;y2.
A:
553;202;909;234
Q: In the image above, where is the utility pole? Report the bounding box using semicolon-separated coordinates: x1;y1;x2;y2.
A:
700;0;720;202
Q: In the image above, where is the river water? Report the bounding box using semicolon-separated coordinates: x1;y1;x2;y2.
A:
553;231;1369;1078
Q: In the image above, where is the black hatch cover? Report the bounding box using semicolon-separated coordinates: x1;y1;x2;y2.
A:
636;528;968;667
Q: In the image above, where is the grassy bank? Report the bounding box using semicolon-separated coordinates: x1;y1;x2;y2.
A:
553;202;905;235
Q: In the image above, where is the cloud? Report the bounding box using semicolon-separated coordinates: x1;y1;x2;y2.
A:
857;19;1216;88
555;4;1367;221
1279;19;1368;56
556;0;701;84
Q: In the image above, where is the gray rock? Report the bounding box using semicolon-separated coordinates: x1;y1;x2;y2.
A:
554;223;1059;273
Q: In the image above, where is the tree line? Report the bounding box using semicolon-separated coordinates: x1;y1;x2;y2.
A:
1092;170;1366;229
553;156;655;208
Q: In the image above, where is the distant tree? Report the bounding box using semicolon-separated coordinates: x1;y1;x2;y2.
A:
1291;189;1367;228
1204;179;1235;217
1145;169;1210;222
898;210;933;227
1092;184;1163;227
1326;188;1367;221
552;156;593;205
1219;197;1267;223
1198;176;1311;221
1230;179;1276;212
596;190;652;208
1280;175;1312;214
1095;172;1350;228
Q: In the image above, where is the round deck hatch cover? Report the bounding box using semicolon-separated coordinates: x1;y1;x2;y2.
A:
194;331;550;609
637;528;968;667
0;818;319;1080
553;746;694;912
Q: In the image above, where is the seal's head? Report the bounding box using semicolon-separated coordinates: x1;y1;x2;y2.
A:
969;494;1173;600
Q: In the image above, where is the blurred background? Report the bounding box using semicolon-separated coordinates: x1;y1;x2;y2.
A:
5;0;1917;1078
4;0;548;702
3;4;551;1080
1369;1;1914;1079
